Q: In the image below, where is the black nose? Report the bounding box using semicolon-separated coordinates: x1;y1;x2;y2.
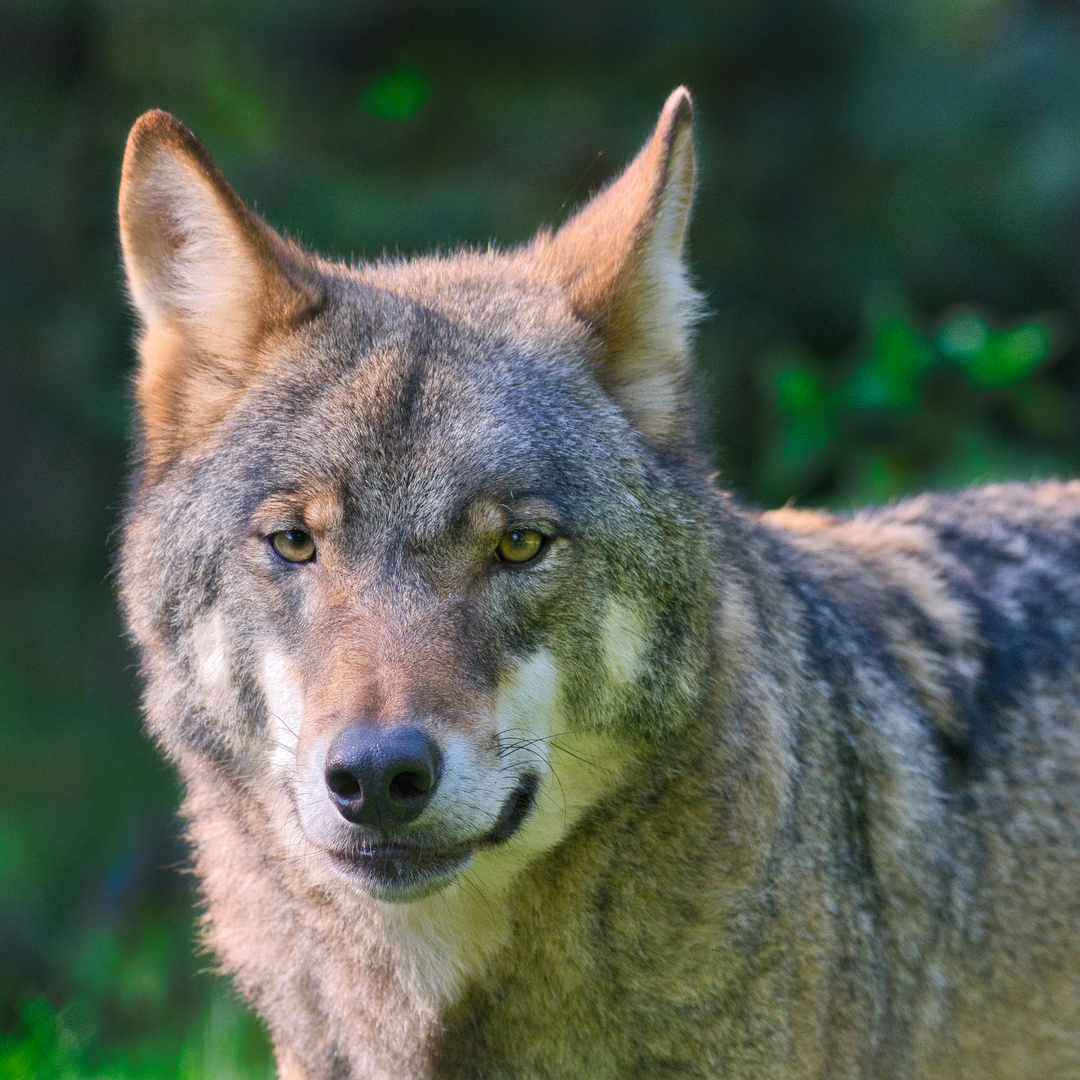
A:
324;725;441;827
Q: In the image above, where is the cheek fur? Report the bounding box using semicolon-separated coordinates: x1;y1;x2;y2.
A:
600;598;651;687
259;648;303;773
182;603;256;754
484;648;634;860
189;606;233;707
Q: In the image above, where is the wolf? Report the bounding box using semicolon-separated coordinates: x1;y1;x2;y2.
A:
117;87;1080;1079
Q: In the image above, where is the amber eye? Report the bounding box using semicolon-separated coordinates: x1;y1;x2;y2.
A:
495;528;545;564
269;529;316;564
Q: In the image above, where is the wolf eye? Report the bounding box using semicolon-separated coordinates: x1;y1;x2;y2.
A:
269;529;316;563
495;528;545;565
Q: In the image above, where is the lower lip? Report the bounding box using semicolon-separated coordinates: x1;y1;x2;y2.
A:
481;773;539;847
328;845;474;901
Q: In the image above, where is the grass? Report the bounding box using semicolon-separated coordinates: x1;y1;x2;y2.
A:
1;989;274;1080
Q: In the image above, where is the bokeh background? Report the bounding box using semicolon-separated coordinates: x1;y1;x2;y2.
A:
4;1;1080;1075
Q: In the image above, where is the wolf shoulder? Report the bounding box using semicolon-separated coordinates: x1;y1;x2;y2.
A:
759;477;1080;780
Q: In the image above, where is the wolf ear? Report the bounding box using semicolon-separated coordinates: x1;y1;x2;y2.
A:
119;110;321;467
534;87;699;440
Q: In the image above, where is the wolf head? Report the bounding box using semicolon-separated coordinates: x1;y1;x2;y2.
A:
119;89;719;903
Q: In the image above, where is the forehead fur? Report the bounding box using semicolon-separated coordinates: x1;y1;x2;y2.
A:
246;247;607;448
206;253;636;540
348;247;584;343
257;248;611;429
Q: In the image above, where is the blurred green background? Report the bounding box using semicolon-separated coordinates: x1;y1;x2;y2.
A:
3;0;1080;1076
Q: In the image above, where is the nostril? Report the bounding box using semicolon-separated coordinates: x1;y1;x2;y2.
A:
327;769;362;799
388;768;432;802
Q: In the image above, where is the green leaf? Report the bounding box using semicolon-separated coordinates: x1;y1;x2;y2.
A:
938;314;1050;387
362;66;431;122
848;318;933;412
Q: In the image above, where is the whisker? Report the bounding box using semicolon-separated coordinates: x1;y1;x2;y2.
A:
547;740;607;772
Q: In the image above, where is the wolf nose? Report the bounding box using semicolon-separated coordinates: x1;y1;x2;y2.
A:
324;725;441;827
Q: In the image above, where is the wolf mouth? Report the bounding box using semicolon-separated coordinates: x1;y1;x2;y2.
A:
327;773;540;900
328;844;475;899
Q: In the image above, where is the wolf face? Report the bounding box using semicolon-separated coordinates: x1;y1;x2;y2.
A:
119;90;716;905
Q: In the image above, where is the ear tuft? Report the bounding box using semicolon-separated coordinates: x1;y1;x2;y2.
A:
533;87;701;440
119;111;321;471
